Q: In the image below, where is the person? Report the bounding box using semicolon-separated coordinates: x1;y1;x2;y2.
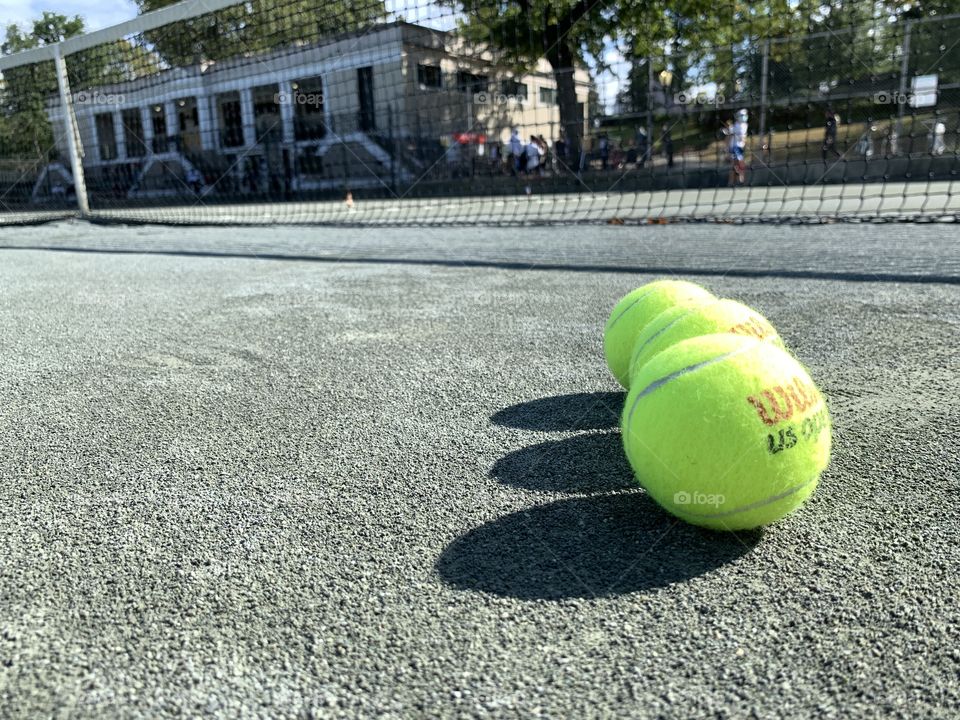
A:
857;121;875;159
446;138;461;176
524;136;540;175
508;128;523;175
598;134;610;170
186;166;203;195
488;142;500;174
723;110;748;185
822;109;841;160
661;124;674;169
932;119;946;155
554;132;567;169
635;127;648;167
536;135;548;175
886;126;900;156
244;157;261;193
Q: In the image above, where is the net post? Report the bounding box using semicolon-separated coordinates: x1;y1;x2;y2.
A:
759;39;770;161
52;44;89;216
896;19;912;148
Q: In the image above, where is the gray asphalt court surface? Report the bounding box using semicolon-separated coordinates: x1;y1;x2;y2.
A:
0;220;958;718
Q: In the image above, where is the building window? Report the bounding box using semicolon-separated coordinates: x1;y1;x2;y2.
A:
292;76;325;141
457;71;488;94
122;108;146;157
539;87;558;105
417;64;442;89
253;83;281;143
150;105;168;153
176;97;200;152
95;112;117;161
217;91;244;148
358;66;375;132
500;80;527;100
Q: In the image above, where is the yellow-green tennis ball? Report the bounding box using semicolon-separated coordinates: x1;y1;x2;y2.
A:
627;298;784;383
604;280;714;388
621;334;831;531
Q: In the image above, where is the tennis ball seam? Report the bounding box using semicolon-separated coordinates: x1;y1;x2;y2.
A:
605;286;659;332
621;335;831;530
628;302;705;370
622;345;755;451
671;473;819;521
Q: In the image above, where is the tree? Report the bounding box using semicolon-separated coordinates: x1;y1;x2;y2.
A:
617;1;745;115
1;12;161;161
451;0;610;168
133;0;387;66
0;13;85;161
887;0;960;83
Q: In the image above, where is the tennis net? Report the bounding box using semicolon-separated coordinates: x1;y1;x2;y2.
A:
2;0;959;226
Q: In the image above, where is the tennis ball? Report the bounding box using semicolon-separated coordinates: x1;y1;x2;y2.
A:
621;334;831;531
604;280;714;388
627;298;784;383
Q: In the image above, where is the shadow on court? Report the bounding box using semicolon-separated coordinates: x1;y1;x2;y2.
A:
491;391;624;432
436;492;760;600
491;432;635;494
3;243;958;284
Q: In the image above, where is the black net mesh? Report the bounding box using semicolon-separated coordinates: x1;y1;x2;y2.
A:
2;0;960;225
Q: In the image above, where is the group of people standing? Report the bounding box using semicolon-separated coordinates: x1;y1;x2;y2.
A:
507;129;560;175
483;104;949;190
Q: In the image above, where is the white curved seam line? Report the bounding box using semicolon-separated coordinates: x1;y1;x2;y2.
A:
606;287;658;332
623;345;753;442
676;473;820;519
628;303;704;372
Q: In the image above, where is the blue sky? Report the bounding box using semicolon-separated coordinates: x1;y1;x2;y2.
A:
2;0;140;32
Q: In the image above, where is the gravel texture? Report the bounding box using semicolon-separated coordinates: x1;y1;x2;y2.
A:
0;220;958;719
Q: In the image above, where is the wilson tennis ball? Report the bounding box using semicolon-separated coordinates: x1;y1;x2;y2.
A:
604;280;714;389
621;334;831;531
627;298;784;382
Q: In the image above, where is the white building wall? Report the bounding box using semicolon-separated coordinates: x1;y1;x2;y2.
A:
50;23;589;168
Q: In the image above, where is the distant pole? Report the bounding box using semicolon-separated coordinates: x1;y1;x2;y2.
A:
759;39;770;159
646;56;654;162
52;44;89;215
388;103;396;193
339;115;349;189
896;20;912;148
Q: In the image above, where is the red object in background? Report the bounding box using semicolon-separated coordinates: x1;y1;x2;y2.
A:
453;132;487;145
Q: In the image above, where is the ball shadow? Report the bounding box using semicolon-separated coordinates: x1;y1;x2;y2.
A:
491;432;635;494
491;391;625;432
437;492;761;600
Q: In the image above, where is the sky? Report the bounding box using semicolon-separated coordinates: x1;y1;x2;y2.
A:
1;0;140;32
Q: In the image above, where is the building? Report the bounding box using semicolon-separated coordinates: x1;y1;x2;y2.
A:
42;22;592;200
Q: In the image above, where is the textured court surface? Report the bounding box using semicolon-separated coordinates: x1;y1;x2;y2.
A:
0;221;958;718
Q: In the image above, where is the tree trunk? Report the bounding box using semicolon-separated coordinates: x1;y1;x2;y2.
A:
545;33;582;172
555;49;582;171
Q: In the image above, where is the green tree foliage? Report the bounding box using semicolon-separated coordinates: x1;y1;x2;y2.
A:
450;0;726;167
887;0;960;81
615;1;936;116
0;12;161;161
0;13;83;160
134;0;387;66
